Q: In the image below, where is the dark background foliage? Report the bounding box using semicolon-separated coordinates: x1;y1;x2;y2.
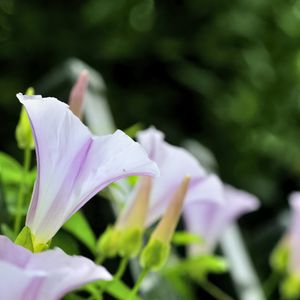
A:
1;0;300;297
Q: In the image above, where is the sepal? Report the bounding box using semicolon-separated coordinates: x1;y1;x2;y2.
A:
15;226;49;252
140;238;170;271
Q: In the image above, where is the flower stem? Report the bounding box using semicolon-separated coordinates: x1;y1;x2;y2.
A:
130;268;149;299
14;147;32;234
263;271;280;298
114;256;129;280
95;253;106;265
199;280;234;300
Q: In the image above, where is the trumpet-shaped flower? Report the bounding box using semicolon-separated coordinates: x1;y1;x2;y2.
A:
17;94;159;245
184;184;259;254
120;127;224;228
0;235;111;300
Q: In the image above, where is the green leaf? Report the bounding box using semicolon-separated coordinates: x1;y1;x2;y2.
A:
172;231;203;245
98;279;142;300
0;152;36;186
172;255;228;282
63;211;96;254
51;231;80;255
124;123;144;138
0;224;16;240
189;255;228;281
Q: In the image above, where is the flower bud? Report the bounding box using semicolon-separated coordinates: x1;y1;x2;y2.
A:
281;274;300;299
116;176;152;257
270;236;290;273
15;88;35;150
140;176;190;270
96;226;121;258
68;70;89;119
151;175;190;243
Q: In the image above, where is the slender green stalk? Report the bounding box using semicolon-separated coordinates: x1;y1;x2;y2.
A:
199;280;234;300
130;268;149;299
114;256;129;280
263;271;280;298
14;147;32;234
95;253;106;265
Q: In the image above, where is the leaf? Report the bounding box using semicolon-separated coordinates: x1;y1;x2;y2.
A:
182;255;228;281
98;279;142;300
0;224;16;240
124;123;144;138
0;152;36;186
51;231;80;255
63;211;96;254
172;231;203;246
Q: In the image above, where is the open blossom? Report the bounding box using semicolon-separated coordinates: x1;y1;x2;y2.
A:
119;127;224;228
184;184;260;255
17;94;159;245
0;235;111;300
288;192;300;273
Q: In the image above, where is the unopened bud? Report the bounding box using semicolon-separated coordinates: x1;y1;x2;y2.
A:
281;274;300;299
140;176;190;271
151;175;190;243
117;176;152;229
96;226;121;258
270;236;290;273
15;87;35;150
116;177;152;257
68;70;89;119
140;238;170;271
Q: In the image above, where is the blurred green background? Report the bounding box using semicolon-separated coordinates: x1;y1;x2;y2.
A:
1;0;300;297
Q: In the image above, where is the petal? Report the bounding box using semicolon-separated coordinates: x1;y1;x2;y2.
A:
184;184;259;254
0;235;31;267
288;192;300;272
17;94;159;244
0;261;44;300
0;236;112;300
136;127;222;226
26;248;112;300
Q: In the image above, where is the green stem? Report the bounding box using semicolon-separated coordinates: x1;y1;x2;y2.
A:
130;268;149;299
114;256;129;280
199;280;234;300
14;147;31;235
95;253;106;265
263;271;280;298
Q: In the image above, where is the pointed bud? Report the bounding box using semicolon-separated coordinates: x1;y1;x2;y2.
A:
15;87;35;150
270;236;290;273
140;176;190;271
151;175;190;243
68;70;89;118
116;177;152;257
281;274;300;299
117;176;152;229
96;226;121;258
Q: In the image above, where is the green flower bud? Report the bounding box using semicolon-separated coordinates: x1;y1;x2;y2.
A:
15;87;35;150
281;274;300;299
140;238;170;271
97;226;121;258
118;227;143;258
270;239;289;273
